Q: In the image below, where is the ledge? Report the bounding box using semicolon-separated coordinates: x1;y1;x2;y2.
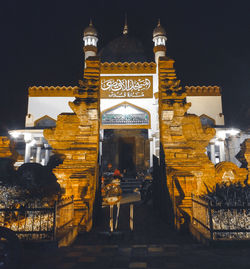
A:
101;62;156;74
29;86;77;97
185;86;221;96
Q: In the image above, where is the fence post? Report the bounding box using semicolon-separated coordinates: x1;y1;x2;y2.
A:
53;200;57;240
208;201;214;241
72;195;74;226
191;194;194;224
110;205;114;233
130;204;134;231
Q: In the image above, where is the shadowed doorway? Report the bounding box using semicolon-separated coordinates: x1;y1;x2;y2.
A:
119;137;135;175
102;129;149;175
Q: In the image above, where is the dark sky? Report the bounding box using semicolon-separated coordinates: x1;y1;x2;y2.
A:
1;0;249;134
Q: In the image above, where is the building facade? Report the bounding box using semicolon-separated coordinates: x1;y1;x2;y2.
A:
9;20;247;171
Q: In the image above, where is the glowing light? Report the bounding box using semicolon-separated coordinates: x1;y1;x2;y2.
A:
24;133;32;142
215;141;220;146
228;129;240;136
30;139;36;147
10;131;20;138
217;131;226;140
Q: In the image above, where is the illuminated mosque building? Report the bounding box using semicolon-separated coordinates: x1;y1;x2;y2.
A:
9;20;249;171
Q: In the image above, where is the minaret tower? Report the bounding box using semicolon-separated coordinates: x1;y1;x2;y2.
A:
83;20;98;66
153;19;167;63
123;14;128;35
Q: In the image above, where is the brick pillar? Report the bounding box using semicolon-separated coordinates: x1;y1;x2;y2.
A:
245;139;250;179
158;57;216;227
44;57;100;231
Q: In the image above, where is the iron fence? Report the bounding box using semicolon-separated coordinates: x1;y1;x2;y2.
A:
192;195;250;240
0;196;74;241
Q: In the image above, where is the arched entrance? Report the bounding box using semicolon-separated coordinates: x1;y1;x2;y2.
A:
102;129;149;176
100;102;151;176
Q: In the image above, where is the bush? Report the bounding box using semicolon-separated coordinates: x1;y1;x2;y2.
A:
0;158;61;203
203;182;250;206
0;158;17;186
17;163;61;200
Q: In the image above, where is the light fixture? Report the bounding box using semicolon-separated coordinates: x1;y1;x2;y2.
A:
10;131;20;138
228;129;240;136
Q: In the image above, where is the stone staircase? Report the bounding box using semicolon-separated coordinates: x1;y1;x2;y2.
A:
120;177;142;193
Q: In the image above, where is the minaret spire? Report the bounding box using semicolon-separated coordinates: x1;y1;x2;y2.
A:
123;14;128;35
83;19;98;67
152;19;167;63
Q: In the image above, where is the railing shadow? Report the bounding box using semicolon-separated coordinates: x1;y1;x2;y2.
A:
152;143;174;227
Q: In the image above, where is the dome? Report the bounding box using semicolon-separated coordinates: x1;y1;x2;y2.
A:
99;35;149;63
83;20;98;37
153;20;166;38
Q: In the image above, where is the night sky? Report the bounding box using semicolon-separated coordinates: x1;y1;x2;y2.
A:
1;0;250;134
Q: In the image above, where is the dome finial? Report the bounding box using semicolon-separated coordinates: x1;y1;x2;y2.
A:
153;19;166;39
123;14;128;35
83;19;98;38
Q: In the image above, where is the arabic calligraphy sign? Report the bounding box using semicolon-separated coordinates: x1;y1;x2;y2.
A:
101;76;153;98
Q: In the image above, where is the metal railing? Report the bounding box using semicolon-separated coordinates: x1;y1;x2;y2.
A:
192;195;250;240
0;196;74;241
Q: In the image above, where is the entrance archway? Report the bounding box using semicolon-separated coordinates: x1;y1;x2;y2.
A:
102;129;149;176
100;102;151;175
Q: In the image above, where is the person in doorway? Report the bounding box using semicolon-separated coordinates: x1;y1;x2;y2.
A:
107;163;113;172
113;168;122;180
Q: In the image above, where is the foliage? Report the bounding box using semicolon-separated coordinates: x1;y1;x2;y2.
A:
0;158;17;185
0;158;61;203
203;182;250;206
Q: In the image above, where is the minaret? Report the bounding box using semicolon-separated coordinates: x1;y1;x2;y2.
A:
153;19;167;63
83;20;98;66
123;14;128;35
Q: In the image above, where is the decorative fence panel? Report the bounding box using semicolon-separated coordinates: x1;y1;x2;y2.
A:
192;195;250;240
54;196;74;239
0;196;74;241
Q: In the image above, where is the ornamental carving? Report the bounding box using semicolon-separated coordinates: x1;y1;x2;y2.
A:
100;76;153;98
28;86;77;97
215;161;248;185
185;86;221;96
100;62;156;74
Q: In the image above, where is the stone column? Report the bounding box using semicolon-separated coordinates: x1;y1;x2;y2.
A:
219;140;225;162
155;132;160;158
149;138;153;167
36;144;42;164
210;143;216;164
152;135;156;156
99;129;104;165
227;135;241;166
44;144;50;165
25;142;31;163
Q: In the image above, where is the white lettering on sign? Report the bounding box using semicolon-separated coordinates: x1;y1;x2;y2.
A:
101;76;153;98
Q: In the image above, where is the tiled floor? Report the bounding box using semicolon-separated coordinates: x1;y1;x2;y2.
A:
23;202;250;269
25;242;250;269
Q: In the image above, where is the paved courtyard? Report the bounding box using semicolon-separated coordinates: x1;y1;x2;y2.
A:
23;199;250;269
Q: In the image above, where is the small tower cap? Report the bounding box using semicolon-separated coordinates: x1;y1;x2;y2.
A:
123;14;128;35
153;19;166;38
84;19;98;37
